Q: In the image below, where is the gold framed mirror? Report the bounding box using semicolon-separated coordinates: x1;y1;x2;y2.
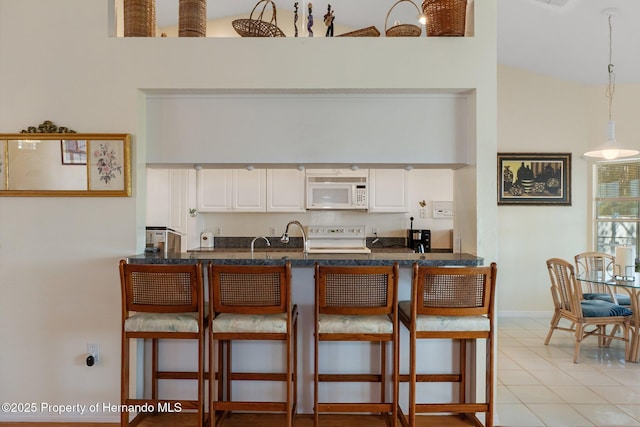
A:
0;132;131;197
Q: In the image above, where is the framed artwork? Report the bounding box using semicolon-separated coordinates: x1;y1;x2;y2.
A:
497;152;571;206
0;139;6;190
61;140;87;165
88;139;128;192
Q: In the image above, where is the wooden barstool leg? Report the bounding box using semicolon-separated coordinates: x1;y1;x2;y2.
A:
121;335;129;426
459;338;466;404
381;341;386;415
409;329;416;427
314;332;319;427
152;338;158;401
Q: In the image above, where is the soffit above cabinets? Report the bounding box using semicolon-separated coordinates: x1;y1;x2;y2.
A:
145;92;472;167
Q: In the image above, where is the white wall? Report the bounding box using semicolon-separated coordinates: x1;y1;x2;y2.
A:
0;0;496;421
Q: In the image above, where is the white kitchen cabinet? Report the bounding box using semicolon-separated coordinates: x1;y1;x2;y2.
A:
197;169;266;212
368;169;409;213
146;168;190;232
266;169;306;212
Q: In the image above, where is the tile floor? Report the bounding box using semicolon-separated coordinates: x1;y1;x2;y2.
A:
497;315;640;426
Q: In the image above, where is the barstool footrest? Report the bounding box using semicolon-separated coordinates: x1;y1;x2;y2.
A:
317;402;393;412
229;372;288;381
212;401;287;412
124;398;200;410
156;370;202;380
318;373;382;382
415;403;489;413
398;373;461;382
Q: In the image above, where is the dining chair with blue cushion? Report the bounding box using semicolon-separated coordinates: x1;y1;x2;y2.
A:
544;258;631;363
574;252;631;306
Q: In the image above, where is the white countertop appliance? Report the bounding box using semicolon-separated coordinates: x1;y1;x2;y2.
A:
306;225;371;254
145;226;182;255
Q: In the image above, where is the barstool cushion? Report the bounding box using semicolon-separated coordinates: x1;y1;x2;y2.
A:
124;312;201;333
398;301;490;332
318;313;393;334
212;312;288;333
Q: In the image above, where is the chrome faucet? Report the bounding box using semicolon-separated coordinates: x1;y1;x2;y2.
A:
281;220;308;253
251;236;270;253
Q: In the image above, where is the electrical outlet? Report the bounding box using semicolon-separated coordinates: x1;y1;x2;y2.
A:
214;227;221;236
371;227;378;234
269;227;276;236
87;343;100;362
419;207;427;218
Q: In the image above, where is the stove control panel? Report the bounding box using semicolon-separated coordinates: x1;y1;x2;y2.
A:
306;225;367;239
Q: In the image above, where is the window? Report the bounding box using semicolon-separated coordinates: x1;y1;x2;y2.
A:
594;160;640;255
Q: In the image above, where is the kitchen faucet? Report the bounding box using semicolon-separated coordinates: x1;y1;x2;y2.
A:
251;236;270;253
281;220;308;253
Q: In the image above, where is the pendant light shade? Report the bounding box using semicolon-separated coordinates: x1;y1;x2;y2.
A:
584;9;639;160
584;120;639;160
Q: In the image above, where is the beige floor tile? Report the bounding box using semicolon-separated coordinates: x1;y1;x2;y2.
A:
498;369;542;386
570;404;640;426
498;354;524;370
506;385;561;404
589;385;640;405
497;385;521;404
550;385;608;404
496;403;545;426
527;404;594;426
564;369;621;386
513;356;558;371
528;369;581;386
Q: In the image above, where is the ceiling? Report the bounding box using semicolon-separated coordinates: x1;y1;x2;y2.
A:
154;0;640;85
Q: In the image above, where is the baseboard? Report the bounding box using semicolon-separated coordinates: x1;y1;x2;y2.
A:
498;310;553;318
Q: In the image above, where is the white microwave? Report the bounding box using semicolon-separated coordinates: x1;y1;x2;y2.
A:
306;175;368;210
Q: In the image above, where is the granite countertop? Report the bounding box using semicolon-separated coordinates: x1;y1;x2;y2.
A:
128;248;483;267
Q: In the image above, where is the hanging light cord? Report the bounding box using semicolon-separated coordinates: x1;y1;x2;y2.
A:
606;14;616;121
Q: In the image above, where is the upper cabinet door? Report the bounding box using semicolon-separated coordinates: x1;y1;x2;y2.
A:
197;169;233;212
147;168;189;232
266;169;306;212
233;169;266;212
369;169;409;213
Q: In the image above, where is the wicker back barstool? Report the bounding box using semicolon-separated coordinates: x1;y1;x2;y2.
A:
314;263;399;426
119;260;207;427
208;262;298;427
398;263;497;427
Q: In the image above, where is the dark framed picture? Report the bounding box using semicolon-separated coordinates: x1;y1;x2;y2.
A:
497;152;571;206
61;140;87;165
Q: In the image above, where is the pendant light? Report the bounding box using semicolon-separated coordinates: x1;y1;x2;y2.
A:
584;9;639;160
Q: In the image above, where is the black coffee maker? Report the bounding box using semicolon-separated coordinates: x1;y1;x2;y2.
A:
407;229;431;253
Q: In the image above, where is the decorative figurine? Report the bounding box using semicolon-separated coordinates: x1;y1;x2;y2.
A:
324;4;334;37
294;2;299;37
307;2;314;37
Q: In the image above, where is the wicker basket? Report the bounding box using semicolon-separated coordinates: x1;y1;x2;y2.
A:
124;0;154;37
337;26;381;37
385;0;422;37
422;0;467;36
232;0;286;37
179;0;207;37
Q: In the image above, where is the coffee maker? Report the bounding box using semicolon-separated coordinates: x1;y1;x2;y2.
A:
407;229;431;253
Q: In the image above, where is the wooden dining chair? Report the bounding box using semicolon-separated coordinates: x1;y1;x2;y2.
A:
398;263;497;427
575;252;631;306
208;262;297;427
119;260;207;427
314;263;399;427
544;258;631;363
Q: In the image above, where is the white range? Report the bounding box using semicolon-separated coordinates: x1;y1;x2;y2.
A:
305;225;371;254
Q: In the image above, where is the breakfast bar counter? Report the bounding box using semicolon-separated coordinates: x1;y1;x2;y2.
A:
125;249;487;415
127;249;483;267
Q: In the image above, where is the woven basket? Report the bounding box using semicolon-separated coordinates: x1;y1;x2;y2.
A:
422;0;467;36
179;0;207;37
385;0;422;37
124;0;154;37
337;26;381;37
232;0;286;37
